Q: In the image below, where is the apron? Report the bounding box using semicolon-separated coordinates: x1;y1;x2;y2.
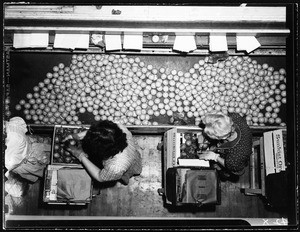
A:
5;117;51;182
13;141;51;182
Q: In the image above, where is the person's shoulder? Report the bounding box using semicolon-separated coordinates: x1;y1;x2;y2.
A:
117;123;132;136
116;123;126;130
7;131;25;141
106;152;131;169
229;113;250;130
229;113;247;121
228;112;241;118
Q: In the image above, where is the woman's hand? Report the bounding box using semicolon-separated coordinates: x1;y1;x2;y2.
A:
198;150;220;162
63;142;87;162
62;133;80;143
64;144;83;160
198;133;205;144
62;130;88;143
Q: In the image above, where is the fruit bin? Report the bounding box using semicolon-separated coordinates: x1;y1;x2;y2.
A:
163;127;211;170
51;124;90;165
7;54;287;128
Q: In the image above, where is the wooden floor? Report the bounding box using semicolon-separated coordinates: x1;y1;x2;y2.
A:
5;135;286;218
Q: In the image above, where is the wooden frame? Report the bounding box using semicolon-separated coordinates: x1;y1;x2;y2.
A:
242;137;266;196
4;5;290;36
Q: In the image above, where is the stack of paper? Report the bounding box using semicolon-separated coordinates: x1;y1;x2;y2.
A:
209;34;228;52
105;34;122;51
13;32;49;48
178;159;210;167
173;35;197;53
236;35;261;53
123;33;143;50
54;33;89;50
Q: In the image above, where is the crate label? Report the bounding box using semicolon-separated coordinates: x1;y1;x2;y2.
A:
263;129;286;176
49;170;57;201
49;185;57;201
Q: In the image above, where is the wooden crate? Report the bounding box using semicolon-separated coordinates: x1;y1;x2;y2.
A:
43;125;93;205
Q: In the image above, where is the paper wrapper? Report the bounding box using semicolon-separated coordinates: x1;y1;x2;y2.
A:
56;169;92;201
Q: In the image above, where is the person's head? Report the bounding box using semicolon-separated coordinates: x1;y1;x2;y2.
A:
202;112;234;140
81;120;127;169
5;117;28;134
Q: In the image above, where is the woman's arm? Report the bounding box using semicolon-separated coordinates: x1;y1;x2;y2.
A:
62;130;88;142
66;146;125;182
198;150;225;167
76;130;88;140
79;154;103;182
64;145;103;182
80;154;126;182
116;123;132;139
215;155;225;167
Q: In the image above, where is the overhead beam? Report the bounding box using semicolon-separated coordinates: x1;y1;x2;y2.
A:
4;5;287;23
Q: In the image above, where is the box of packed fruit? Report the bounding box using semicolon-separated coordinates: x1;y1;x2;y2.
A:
51;125;90;165
163;127;211;170
43;125;93;205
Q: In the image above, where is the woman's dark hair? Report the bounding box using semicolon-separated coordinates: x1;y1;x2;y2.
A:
81;120;127;169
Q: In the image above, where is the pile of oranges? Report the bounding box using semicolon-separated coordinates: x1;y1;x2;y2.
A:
14;54;286;126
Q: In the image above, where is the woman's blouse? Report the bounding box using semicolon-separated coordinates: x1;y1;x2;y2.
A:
96;124;142;182
215;113;253;174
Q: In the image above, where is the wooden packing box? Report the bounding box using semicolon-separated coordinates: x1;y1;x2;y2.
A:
162;127;213;205
43;125;93;205
163;127;210;170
